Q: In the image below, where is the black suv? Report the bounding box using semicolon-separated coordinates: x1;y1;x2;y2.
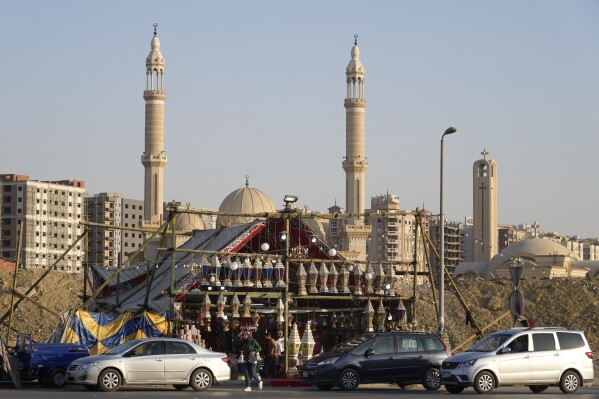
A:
300;331;450;391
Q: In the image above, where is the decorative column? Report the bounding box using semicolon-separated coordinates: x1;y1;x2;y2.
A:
297;262;307;296
328;263;339;293
318;262;329;293
308;261;318;294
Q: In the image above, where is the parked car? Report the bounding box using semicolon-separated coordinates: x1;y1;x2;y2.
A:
300;331;450;391
66;337;230;392
440;327;594;394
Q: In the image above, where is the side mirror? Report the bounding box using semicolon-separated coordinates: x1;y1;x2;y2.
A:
364;348;375;358
500;347;511;354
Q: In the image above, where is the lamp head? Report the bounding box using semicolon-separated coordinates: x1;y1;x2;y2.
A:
283;194;299;211
444;127;457;136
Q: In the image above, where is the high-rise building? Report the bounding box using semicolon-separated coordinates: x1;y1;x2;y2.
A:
340;35;371;261
142;24;167;227
85;193;144;268
0;174;85;272
473;149;498;262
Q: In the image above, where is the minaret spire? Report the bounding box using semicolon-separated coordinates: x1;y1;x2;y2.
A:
142;24;167;225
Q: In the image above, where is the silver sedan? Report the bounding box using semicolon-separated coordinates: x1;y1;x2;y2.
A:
66;337;230;392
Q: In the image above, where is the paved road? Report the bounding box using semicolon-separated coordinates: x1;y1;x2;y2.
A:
1;383;599;399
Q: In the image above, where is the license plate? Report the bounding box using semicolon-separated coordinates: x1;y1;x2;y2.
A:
302;371;308;378
442;371;450;378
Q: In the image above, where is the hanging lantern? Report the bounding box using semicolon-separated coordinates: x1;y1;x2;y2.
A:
364;263;374;295
364;299;374;332
297;262;308;296
386;264;396;297
223;256;233;287
252;311;261;327
211;256;221;286
242;294;252;318
253;257;263;288
318;262;329;293
300;324;315;361
397;300;407;330
263;256;273;288
232;257;242;287
200;255;209;286
276;298;285;325
376;298;386;332
339;263;351;294
216;292;226;318
231;293;240;318
353;264;363;295
308;261;318;294
274;256;286;288
374;263;385;295
328;263;339;293
243;257;253;287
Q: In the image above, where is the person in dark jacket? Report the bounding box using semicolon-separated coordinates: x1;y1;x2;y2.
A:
239;330;263;391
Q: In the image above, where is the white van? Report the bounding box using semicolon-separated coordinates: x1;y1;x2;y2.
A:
440;327;594;394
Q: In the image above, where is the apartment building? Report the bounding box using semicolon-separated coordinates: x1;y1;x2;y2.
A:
0;174;85;272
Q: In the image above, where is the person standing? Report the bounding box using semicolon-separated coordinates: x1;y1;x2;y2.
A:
276;330;286;377
264;332;278;378
239;330;263;392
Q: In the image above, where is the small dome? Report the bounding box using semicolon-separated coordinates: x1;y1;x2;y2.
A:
488;237;579;272
151;36;161;50
175;213;205;233
216;183;276;228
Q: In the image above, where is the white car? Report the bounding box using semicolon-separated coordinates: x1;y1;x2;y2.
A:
441;327;594;394
66;337;230;392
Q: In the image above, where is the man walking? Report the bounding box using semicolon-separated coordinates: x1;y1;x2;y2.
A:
239;330;263;392
264;332;278;378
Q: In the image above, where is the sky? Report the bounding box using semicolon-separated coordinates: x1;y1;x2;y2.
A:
2;1;598;238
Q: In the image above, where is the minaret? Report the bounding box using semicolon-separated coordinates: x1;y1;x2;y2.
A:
141;23;167;225
473;149;497;262
341;35;371;262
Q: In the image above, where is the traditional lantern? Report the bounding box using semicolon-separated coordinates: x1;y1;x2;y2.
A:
274;256;286;288
364;263;374;295
339;263;351;294
364;299;374;332
216;292;226;318
308;261;318;294
242;294;252;318
223;256;233;287
300;325;315;361
397;300;407;330
243;257;253;287
203;294;212;331
232;257;242;287
374;263;385;295
263;256;273;288
200;255;209;286
231;293;240;318
386;263;396;297
252;311;261;327
318;262;329;293
287;322;302;362
353;264;363;295
210;256;221;286
253;258;263;288
376;298;386;332
276;298;285;325
328;263;339;293
297;262;308;296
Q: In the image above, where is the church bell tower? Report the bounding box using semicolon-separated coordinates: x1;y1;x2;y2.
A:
473;149;497;262
141;23;167;226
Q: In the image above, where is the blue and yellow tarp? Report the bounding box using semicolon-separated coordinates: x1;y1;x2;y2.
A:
63;310;169;355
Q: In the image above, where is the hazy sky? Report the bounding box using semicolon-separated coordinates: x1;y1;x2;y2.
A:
2;1;598;238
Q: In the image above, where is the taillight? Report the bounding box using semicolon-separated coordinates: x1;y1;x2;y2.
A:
585;352;593;359
221;357;229;363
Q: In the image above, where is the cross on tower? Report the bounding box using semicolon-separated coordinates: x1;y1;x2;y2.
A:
481;148;489;160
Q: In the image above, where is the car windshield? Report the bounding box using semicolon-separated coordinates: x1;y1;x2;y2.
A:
468;334;511;352
331;333;377;353
105;340;143;355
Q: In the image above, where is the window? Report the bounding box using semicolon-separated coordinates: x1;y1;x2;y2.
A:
129;341;164;357
397;336;420;352
421;337;445;352
165;341;195;355
532;333;556;351
372;336;394;354
557;332;584;350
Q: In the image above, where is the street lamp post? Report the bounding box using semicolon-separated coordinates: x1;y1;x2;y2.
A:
439;127;457;336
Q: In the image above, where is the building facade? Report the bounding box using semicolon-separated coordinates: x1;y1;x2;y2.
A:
0;174;85;272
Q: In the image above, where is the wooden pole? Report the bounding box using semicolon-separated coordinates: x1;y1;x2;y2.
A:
5;221;23;343
10;288;61;319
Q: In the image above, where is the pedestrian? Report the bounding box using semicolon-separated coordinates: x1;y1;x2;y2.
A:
264;332;278;378
239;330;263;392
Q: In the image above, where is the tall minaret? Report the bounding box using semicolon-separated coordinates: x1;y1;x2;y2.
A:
341;35;371;262
142;23;167;225
473;149;498;262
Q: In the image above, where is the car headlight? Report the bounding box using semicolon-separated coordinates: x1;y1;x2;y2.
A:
80;362;99;370
317;357;339;366
457;359;477;368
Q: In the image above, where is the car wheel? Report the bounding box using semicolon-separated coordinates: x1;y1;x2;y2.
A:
173;384;189;390
316;384;334;390
98;368;121;392
338;368;360;391
397;383;413;389
83;384;98;391
422;367;441;391
190;368;213;391
473;371;495;394
529;385;548;393
48;368;66;388
445;385;465;394
559;370;580;394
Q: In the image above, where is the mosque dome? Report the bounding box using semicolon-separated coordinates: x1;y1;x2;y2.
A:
216;179;276;228
175;212;206;233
